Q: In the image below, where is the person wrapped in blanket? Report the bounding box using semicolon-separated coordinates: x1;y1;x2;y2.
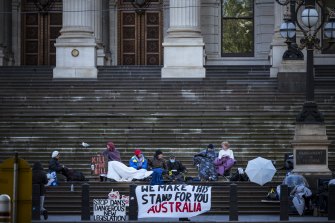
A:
214;141;236;176
106;144;152;182
193;144;218;181
148;150;167;185
167;154;187;183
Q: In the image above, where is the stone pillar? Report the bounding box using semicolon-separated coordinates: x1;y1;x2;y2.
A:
161;0;206;78
0;0;12;66
53;0;97;78
291;124;332;191
92;0;106;66
0;0;5;65
269;2;306;78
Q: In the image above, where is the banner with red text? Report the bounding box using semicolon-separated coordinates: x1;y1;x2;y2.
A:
135;185;211;218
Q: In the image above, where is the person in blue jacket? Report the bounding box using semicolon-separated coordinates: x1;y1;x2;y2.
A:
129;149;148;170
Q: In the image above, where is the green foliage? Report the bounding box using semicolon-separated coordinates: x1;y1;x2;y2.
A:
221;0;254;55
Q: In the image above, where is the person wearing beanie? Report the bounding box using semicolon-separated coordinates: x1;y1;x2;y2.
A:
100;141;121;181
48;151;68;180
148;150;167;185
193;144;218;181
129;149;148;170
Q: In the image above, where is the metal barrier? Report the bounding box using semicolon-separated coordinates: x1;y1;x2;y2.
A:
280;184;289;221
81;183;90;220
0;194;11;223
229;183;238;221
329;184;335;220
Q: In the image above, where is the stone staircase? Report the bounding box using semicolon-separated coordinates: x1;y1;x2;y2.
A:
0;65;334;215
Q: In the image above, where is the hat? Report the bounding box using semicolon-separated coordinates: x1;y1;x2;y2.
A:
51;151;59;158
207;144;214;149
107;141;115;150
155;150;163;157
134;149;142;156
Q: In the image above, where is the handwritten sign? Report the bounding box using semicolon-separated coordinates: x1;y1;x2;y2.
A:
136;184;211;218
93;199;126;221
91;155;107;175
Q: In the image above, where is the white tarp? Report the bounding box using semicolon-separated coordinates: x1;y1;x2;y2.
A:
135;184;211;218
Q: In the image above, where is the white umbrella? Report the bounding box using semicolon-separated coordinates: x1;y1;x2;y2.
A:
245;157;276;186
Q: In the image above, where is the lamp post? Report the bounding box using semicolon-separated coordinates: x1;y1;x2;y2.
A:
278;0;335;123
276;0;304;60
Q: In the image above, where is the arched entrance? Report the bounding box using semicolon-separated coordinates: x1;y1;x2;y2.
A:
21;0;62;65
118;0;163;65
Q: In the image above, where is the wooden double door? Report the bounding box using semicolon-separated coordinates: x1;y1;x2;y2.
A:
22;0;62;65
118;0;163;65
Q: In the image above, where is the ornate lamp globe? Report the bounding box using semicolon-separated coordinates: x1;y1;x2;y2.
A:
301;8;319;28
324;18;335;39
280;21;296;39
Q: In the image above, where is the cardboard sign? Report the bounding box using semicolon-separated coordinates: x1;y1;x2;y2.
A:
91;155;107;175
136;185;211;218
93;199;126;221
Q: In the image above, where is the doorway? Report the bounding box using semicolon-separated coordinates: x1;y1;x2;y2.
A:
118;0;162;65
22;0;62;65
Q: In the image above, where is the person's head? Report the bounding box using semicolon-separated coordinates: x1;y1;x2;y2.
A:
107;141;115;151
221;141;230;150
207;144;214;150
169;155;175;163
155;150;163;159
32;162;44;171
134;149;142;158
51;151;60;159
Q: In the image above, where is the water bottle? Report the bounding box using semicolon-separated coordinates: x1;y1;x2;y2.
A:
70;184;74;192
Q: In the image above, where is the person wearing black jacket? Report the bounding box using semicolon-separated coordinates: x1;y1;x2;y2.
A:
32;162;48;220
167;155;187;183
48;151;68;179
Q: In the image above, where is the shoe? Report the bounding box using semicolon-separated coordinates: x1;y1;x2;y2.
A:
42;210;48;220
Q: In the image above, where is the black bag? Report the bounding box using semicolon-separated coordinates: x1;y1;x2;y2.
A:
266;188;279;200
230;170;249;182
65;169;86;181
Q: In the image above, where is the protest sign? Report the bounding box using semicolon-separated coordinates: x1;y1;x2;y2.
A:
93;199;126;221
135;184;211;218
91;154;107;175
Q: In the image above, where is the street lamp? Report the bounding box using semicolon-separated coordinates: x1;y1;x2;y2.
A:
278;0;335;123
276;0;304;60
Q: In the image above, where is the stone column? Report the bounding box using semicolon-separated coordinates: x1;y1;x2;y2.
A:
92;0;106;65
161;0;206;78
0;0;12;65
53;0;97;78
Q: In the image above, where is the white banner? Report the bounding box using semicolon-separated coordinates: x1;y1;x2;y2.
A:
93;199;126;221
136;185;211;218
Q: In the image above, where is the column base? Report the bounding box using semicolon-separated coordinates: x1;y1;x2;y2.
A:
162;37;205;78
53;37;97;79
161;66;206;79
291;123;331;191
53;67;98;79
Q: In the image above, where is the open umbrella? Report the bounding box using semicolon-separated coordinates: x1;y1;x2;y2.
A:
245;157;276;186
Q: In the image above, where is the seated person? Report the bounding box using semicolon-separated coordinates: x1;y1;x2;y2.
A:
48;151;68;180
214;141;236;176
100;141;121;181
106;147;152;182
167;154;187;183
193;144;217;181
129;149;148;170
148;150;167;185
